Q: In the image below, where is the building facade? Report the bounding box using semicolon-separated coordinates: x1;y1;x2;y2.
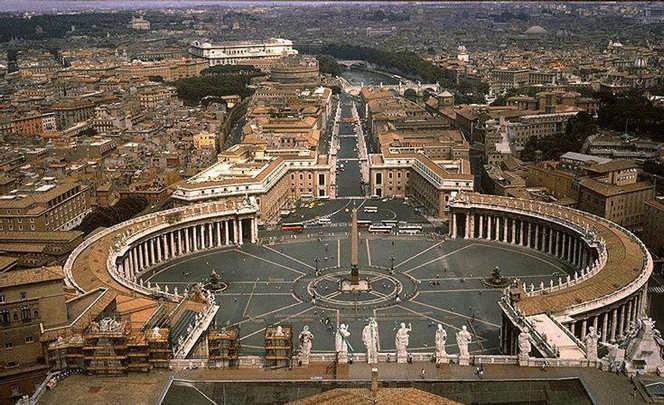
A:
0;267;67;405
0;181;93;232
188;39;298;70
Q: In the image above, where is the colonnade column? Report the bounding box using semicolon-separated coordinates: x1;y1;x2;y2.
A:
493;216;500;240
581;319;587;338
534;224;539;250
169;232;176;257
478;215;484;239
511;219;516;243
238;219;244;245
488;215;493;240
216;222;222;247
464;214;471;240
610;308;618;341
158;236;164;262
519;221;524;246
593;316;599;336
602;312;609;343
224;221;230;244
618;306;625;338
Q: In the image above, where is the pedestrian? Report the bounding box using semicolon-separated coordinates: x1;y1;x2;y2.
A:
420;368;426;379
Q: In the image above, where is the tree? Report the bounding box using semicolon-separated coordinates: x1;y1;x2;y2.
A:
76;196;148;234
404;88;417;103
315;54;341;76
171;69;262;105
597;90;664;141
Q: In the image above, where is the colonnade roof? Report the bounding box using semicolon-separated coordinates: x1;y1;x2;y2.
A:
66;200;254;297
453;193;650;317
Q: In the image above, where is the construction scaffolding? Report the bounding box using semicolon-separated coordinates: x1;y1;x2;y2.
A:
208;326;240;368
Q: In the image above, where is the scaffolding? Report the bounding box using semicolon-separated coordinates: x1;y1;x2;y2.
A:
208;326;240;368
264;325;292;368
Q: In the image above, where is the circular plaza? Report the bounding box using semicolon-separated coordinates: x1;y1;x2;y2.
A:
138;226;574;356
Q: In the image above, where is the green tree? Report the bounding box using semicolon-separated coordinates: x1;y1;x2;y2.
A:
315;54;341;76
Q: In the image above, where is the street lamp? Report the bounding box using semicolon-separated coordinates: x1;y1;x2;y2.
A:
388;256;395;274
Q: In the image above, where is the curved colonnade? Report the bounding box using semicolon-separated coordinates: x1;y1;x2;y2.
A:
449;193;653;344
63;200;259;301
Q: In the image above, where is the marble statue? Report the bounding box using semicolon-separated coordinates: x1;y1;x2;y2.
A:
151;326;161;339
362;318;380;364
335;323;351;364
435;324;448;364
602;341;625;372
298;325;314;365
275;325;284;337
395;322;412;363
456;325;472;365
69;334;83;344
518;327;532;364
624;318;664;376
584;326;600;361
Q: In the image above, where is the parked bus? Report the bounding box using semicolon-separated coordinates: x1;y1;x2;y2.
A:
381;220;398;226
398;224;423;234
363;206;378;213
369;224;392;233
282;222;304;232
279;209;292;218
398;229;420;235
357;220;372;228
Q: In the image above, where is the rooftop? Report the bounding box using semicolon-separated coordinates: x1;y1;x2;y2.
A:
0;265;64;289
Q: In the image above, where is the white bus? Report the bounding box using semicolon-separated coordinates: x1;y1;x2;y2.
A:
363;206;378;213
398;229;420;235
398;224;423;234
369;224;392;233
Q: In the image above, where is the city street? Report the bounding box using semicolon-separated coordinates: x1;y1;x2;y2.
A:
334;93;368;197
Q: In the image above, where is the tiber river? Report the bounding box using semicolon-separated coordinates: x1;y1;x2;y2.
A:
341;67;399;87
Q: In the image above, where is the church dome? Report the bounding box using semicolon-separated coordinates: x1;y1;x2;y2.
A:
524;25;547;35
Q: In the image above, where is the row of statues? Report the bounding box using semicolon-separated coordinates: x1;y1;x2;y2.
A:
298;318;474;365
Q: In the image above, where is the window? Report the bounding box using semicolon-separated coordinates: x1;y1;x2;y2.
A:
25;336;34;344
20;292;26;300
0;309;9;324
20;306;31;321
0;295;4;303
5;342;13;349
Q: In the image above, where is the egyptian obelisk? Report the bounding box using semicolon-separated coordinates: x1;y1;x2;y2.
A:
350;207;359;285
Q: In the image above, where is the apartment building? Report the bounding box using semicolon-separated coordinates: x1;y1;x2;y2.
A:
577;160;654;230
0;180;93;232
